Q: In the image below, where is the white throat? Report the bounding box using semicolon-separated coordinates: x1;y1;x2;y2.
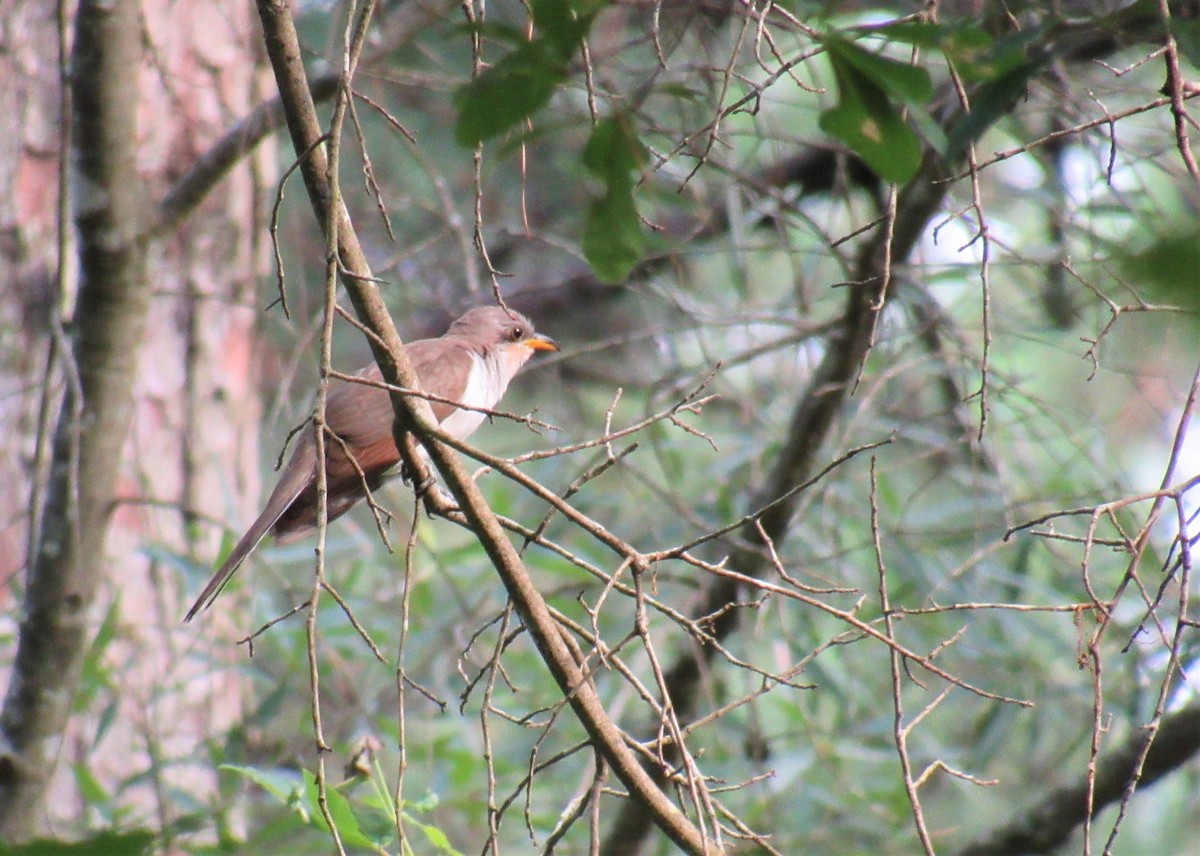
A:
437;344;531;442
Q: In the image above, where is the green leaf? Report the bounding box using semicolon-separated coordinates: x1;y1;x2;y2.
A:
220;763;304;806
583;179;646;283
847;22;1033;86
454;41;567;146
76;599;119;715
419;823;454;852
583;115;647;178
819;56;922;183
355;804;399;849
1172;19;1200;70
532;0;597;59
454;2;601;145
406;815;464;855
907;104;949;156
72;763;112;806
858;20;997;73
946;27;1037;83
302;769;377;850
1121;229;1200;310
945;55;1046;159
408;790;440;813
581;116;649;282
823;34;933;106
0;831;155;856
854;20;949;49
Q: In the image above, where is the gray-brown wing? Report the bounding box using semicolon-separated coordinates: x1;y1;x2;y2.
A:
327;340;473;441
410;339;479;419
184;340;475;622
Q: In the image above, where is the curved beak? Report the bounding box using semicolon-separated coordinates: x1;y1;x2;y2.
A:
525;334;559;352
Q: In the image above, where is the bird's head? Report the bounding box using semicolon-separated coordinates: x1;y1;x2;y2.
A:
450;306;559;364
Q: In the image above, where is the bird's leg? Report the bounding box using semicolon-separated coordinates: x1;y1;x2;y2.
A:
396;433;458;516
396;432;433;489
419;481;457;517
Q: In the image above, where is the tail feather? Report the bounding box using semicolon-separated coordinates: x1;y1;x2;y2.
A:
183;511;278;622
184;443;314;622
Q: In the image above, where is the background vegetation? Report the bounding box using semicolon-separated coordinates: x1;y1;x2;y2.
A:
2;0;1199;854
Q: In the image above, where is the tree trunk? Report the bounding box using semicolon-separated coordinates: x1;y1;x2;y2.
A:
0;0;269;839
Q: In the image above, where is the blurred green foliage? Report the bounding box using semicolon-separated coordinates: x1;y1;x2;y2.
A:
23;0;1200;854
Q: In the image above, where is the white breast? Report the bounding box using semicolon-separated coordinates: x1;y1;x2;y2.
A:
437;346;530;442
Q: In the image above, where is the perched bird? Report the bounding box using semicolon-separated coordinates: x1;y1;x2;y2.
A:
185;306;558;621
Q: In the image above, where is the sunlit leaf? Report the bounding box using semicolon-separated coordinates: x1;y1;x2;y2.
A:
407;816;464;855
220;763;303;805
819;55;922;183
823;34;933;106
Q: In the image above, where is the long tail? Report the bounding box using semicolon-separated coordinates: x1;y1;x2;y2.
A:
184;459;311;622
184;510;277;622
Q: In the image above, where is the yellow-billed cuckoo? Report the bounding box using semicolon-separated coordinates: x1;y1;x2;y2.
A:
184;306;558;621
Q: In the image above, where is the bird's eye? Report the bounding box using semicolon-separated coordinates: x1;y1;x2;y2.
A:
510;326;524;341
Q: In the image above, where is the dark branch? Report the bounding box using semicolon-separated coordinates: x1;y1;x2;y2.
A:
954;705;1200;856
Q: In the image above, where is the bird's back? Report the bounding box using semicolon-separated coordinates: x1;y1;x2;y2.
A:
269;337;478;540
